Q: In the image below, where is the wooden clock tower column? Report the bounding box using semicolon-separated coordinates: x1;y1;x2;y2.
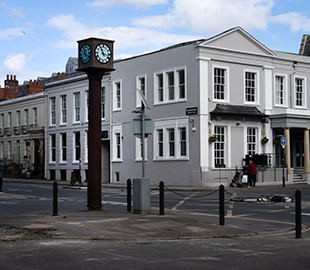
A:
77;37;115;210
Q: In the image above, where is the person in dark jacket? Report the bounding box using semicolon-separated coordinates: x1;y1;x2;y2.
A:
248;159;257;188
0;160;4;193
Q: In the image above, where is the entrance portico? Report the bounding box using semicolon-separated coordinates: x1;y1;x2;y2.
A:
270;114;310;183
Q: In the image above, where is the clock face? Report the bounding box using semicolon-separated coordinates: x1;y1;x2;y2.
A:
95;43;111;64
80;44;91;64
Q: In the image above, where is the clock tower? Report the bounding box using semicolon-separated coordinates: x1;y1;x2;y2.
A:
78;38;114;72
77;37;115;210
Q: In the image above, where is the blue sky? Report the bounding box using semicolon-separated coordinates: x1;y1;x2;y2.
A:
1;0;310;85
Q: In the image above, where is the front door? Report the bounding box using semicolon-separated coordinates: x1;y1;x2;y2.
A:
295;140;304;167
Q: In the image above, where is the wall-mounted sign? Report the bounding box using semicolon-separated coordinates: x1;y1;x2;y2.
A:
101;130;109;139
186;107;198;115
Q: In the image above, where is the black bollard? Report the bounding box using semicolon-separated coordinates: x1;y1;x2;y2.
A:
159;181;164;215
295;189;302;239
53;181;58;216
219;184;225;225
127;179;131;212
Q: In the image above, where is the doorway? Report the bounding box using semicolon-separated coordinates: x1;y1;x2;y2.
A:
295;140;304;168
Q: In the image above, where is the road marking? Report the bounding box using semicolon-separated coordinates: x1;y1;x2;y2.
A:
171;192;199;211
269;209;289;213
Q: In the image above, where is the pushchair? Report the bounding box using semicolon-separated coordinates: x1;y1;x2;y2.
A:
230;168;244;188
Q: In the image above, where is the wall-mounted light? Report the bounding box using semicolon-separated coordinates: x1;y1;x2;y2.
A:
190;117;196;132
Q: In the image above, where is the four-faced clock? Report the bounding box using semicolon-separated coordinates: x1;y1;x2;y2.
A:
95;43;111;64
79;44;91;64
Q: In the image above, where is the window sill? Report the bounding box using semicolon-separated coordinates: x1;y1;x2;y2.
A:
294;106;307;110
153;157;189;161
154;99;187;106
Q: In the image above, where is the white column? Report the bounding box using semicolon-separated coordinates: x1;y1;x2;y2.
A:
304;128;310;174
284;127;291;174
198;57;210;172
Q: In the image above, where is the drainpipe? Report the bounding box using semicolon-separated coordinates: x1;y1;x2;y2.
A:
109;76;113;183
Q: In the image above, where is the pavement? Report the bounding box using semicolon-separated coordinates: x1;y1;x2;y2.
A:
0;177;309;241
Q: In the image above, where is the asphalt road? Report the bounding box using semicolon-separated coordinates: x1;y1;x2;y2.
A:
2;182;310;230
1;234;310;270
1;182;310;269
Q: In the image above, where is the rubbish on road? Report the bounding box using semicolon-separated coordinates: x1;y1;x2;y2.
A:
230;194;294;203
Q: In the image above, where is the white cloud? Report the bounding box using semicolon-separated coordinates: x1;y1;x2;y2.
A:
133;0;274;34
3;54;27;73
1;54;50;84
0;3;24;18
47;14;202;52
87;0;167;8
0;27;28;40
271;12;310;32
10;7;24;18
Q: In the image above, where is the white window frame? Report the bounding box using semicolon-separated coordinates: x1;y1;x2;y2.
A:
85;91;89;122
60;95;67;125
136;74;147;108
274;74;287;107
0;142;3;159
73;92;80;123
154;66;187;105
112;124;122;162
50;134;56;163
85;131;88;163
135;137;148;161
1;114;4;132
50;97;56;126
113;80;122;111
16;111;20;127
8;141;11;159
60;133;67;163
213;65;230;102
247;127;257;156
153;118;188;160
24;140;29;158
33;108;37;126
244;70;259;104
213;126;226;167
294;76;307;109
8;112;11;129
101;87;106;120
73;131;80;163
24;109;28;126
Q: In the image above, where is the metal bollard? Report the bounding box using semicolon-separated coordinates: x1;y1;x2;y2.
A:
53;181;58;216
127;179;131;212
295;189;302;239
159;181;164;215
219;184;225;225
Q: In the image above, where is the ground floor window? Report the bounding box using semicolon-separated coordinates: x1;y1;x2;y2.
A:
247;127;257;156
214;126;225;167
154;118;188;160
50;134;56;162
112;125;122;161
